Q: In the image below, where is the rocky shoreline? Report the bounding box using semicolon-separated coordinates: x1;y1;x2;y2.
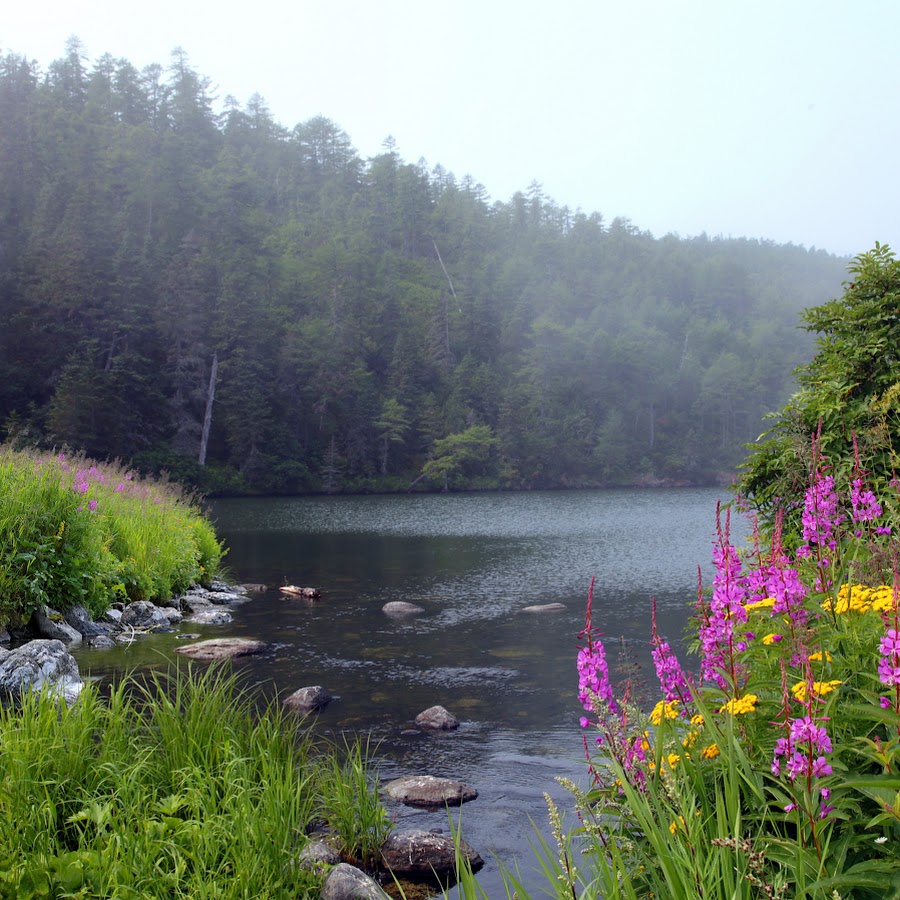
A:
0;582;485;898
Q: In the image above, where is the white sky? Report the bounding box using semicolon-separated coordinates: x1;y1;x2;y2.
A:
4;0;898;258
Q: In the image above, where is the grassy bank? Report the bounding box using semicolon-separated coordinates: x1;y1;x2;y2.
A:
0;446;223;627
0;665;393;899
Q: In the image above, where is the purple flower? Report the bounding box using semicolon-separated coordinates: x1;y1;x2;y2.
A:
87;499;98;512
800;471;844;552
851;477;883;523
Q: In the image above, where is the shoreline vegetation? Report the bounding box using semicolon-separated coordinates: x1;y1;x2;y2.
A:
5;247;900;898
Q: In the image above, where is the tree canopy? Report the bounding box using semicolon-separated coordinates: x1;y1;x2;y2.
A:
736;243;900;534
0;44;852;494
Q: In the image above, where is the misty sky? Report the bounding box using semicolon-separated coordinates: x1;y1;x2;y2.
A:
5;0;898;258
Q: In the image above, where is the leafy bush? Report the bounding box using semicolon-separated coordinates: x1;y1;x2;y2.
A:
0;447;225;624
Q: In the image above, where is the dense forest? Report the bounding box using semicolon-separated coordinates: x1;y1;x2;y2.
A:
0;40;853;494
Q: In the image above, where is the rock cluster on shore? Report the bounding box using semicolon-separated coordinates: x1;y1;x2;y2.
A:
0;580;485;897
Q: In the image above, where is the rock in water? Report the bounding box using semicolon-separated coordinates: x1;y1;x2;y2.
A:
283;685;333;714
381;830;483;876
174;637;268;661
415;705;460;730
382;775;477;808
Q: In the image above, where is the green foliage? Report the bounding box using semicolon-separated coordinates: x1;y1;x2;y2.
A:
317;738;392;871
0;44;849;495
420;425;498;489
0;666;329;898
738;244;900;535
0;447;224;624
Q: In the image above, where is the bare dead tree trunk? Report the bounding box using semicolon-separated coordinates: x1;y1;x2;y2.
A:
198;351;218;467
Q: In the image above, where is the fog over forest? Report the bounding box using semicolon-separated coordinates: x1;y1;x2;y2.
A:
0;42;854;494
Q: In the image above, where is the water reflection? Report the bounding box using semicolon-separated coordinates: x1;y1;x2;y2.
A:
74;488;745;896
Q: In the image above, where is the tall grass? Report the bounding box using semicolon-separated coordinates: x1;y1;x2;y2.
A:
0;445;224;624
0;665;326;898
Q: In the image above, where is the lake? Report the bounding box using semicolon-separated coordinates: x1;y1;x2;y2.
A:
74;487;742;895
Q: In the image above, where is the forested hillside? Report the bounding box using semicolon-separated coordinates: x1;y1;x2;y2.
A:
0;41;852;494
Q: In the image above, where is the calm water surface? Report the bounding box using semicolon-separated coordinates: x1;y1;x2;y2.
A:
75;488;742;895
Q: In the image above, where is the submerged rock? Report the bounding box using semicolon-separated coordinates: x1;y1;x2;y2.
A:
382;775;477;808
415;705;459;731
519;603;567;613
174;637;268;661
382;601;424;617
380;830;483;877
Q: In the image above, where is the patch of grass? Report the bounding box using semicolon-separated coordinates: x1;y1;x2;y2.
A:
0;446;225;625
0;664;390;898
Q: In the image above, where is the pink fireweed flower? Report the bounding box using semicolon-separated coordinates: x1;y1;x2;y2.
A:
879;623;900;687
651;598;692;706
577;578;618;722
698;507;749;691
87;499;98;512
851;477;882;524
798;471;843;553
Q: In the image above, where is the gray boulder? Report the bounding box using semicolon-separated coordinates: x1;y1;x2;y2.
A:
415;705;459;731
284;685;333;714
321;863;391;900
0;639;83;706
32;606;82;645
382;775;477;808
187;609;233;626
380;830;483;877
174;637;268;661
120;601;171;631
296;838;341;874
85;634;116;649
64;605;113;638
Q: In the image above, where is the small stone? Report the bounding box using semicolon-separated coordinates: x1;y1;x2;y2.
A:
321;863;391;900
283;685;332;714
382;601;425;617
174;638;268;661
187;609;233;626
382;775;477;808
519;603;567;613
415;705;459;731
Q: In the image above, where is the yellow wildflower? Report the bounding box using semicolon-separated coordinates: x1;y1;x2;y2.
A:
745;597;776;611
669;815;686;834
807;651;833;662
791;680;842;703
683;731;698;750
650;699;680;725
690;714;704;727
702;743;720;759
720;694;758;715
762;633;782;646
666;753;681;769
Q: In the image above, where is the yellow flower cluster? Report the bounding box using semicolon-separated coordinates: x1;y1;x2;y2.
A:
745;597;776;612
762;633;782;645
790;680;842;703
824;583;895;614
720;694;758;715
701;743;720;759
808;650;833;662
650;699;680;725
